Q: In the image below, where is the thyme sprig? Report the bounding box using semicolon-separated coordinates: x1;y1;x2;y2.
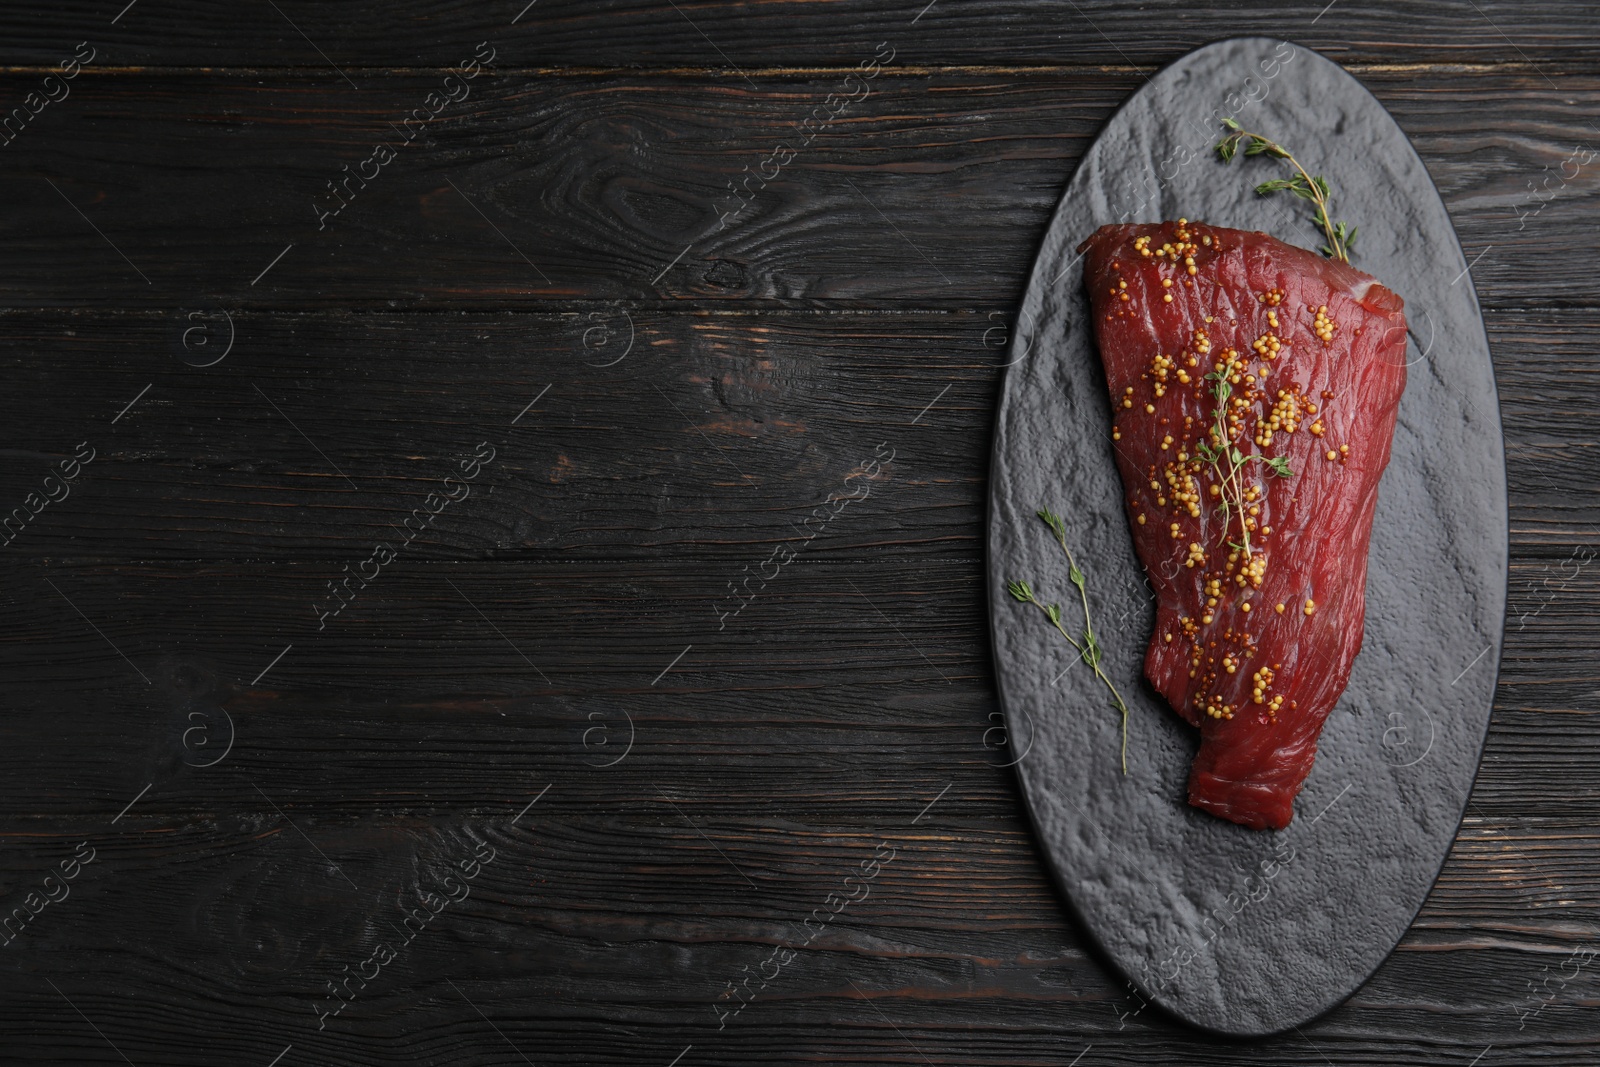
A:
1216;118;1355;262
1194;363;1294;559
1007;507;1132;773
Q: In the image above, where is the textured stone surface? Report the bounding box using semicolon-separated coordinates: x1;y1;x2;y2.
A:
987;37;1506;1036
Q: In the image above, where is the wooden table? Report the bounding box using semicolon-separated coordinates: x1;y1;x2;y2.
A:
0;3;1594;1063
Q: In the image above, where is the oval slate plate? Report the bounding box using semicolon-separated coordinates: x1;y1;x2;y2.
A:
987;37;1506;1036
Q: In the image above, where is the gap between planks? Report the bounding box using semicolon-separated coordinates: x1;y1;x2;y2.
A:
0;61;1582;78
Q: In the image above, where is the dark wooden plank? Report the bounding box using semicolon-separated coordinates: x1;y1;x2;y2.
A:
0;310;990;561
0;560;1588;818
0;308;1594;561
0;557;1595;1063
0;0;1596;68
1;810;1597;1065
0;71;1593;309
0;15;1594;1064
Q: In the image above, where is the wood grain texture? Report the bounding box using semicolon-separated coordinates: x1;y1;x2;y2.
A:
0;309;1594;561
1;0;1599;68
0;558;1595;1063
0;71;1593;309
0;558;1588;810
0;10;1597;1064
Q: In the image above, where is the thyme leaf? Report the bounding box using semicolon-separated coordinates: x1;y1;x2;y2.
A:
1216;118;1355;263
1198;351;1299;559
1008;507;1132;773
1262;455;1295;478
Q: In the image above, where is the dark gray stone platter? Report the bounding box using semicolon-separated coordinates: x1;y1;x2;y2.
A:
986;37;1506;1036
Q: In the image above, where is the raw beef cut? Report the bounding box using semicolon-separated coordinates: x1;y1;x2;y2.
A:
1078;218;1407;830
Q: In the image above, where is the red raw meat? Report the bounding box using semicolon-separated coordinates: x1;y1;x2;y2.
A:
1078;219;1406;830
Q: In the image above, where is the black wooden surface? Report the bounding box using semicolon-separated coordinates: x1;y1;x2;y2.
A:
0;3;1596;1064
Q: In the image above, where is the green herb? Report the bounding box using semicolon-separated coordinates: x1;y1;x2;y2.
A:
1262;455;1294;477
1216;118;1355;263
1008;508;1132;773
1197;361;1294;560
